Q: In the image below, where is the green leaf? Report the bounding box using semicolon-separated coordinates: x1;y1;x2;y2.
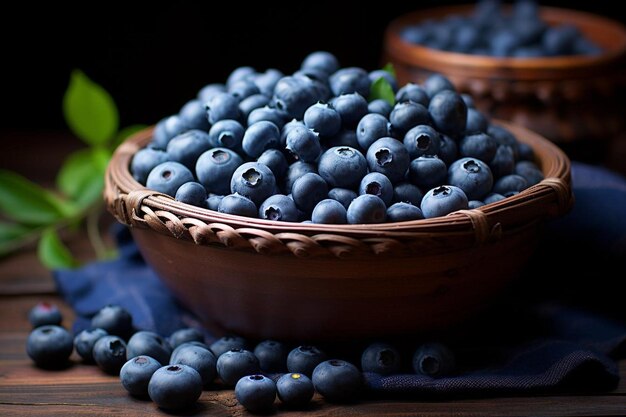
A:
0;170;76;225
382;63;396;78
56;148;110;209
63;69;119;146
0;222;37;256
111;124;148;149
370;77;396;106
37;227;78;269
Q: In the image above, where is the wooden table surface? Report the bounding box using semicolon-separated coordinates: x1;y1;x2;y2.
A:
1;131;625;416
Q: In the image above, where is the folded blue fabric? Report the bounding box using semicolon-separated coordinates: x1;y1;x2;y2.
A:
54;162;626;396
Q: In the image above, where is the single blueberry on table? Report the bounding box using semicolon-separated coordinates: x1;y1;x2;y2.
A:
230;162;276;206
26;325;73;368
253;340;289;373
259;194;300;222
311;198;348;224
403;124;442;159
317;146;367;190
209;335;247;358
276;372;315;407
412;342;456;377
146;161;195;198
28;302;62;328
408;155;448;191
171;341;211;359
235;374;277;413
359;172;394;207
386;202;424;222
208;119;245;150
148;364;203;410
74;328;108;363
93;335;128;374
287;345;327;378
90;304;134;339
179;99;211;131
120;355;162;398
196;147;243;196
392;182;424;207
174;182;207;208
420;185;469;218
170;343;218;387
357;115;392;156
291;173;328;214
312;359;362;403
216;348;260;386
304;102;342;138
126;330;172;366
218;193;258;218
130;147;169;185
168;328;204;350
448;157;494;201
361;342;402;375
389;101;431;138
347;194;388;224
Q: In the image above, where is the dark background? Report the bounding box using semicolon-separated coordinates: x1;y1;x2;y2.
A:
2;1;626;131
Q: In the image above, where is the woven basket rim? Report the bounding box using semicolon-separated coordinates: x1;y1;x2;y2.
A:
385;5;626;79
105;120;572;246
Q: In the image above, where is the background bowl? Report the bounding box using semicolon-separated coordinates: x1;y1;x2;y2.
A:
105;122;572;341
383;5;626;171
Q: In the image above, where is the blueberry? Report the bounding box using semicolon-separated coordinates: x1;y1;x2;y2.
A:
515;161;544;186
468;200;486;209
356;113;391;150
328;187;358;209
490;30;520;57
206;193;224;211
304;102;341;138
28;302;62;328
285;126;322;163
218;193;257;217
216;348;260;386
403;125;441;159
347;194;387;224
453;24;481;53
198;83;226;103
489;145;515;178
361;342;402;375
283;161;318;194
428;90;467;139
235;374;277;412
26;325;73;368
448;157;494;200
168;328;204;350
291;173;328;213
170;343;218;387
487;125;518;152
312;359;362;403
130;147;169;185
257;149;288;179
311;199;348;224
423;74;456;98
543;24;580;56
276;372;315;407
247;106;289;130
465;108;489;134
259;194;300;222
459;132;498;163
437;134;459;166
175;182;207;207
126;331;172;365
152;115;188;150
253;68;284;96
272;76;319;120
493;174;529;195
146;161;195;198
392;182;424;206
239;94;271;120
295;73;331;102
332;92;369;129
168;130;214;172
179;99;211;131
412;343;455;377
226;66;256;89
242;121;281;158
421;185;469;218
368;99;393;118
74;328;108;363
196;148;243;195
359;172;394;206
228;79;261;101
208;119;245;150
329;67;371;97
326;129;361;150
148;364;203;410
386;202;424;222
93;335;128;374
120;355;162;398
301;51;340;76
253;340;289;373
90;304;133;339
206;92;241;125
287;346;327;378
209;335;247;358
484;192;505;204
400;25;430;45
516;142;536;162
280;119;307;147
318;146;367;190
369;69;399;92
461;94;475;109
389;101;430;138
395;83;429;106
408;155;448;191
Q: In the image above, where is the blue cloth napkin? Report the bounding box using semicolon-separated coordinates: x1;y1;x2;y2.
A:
54;162;626;396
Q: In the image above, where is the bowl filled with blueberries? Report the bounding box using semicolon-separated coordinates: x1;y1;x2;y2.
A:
105;50;572;341
384;0;626;163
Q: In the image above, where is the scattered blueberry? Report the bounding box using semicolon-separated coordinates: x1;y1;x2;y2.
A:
312;359;362;403
276;372;315;407
170;343;218;387
126;330;172;365
209;335;247;358
148;364;203;410
93;335;128;374
361;342;402;375
26;325;73;368
235;374;277;412
168;328;204;350
74;328;108;363
412;343;456;377
90;304;133;339
216;348;260;386
120;355;162;398
287;345;327;378
28;302;62;328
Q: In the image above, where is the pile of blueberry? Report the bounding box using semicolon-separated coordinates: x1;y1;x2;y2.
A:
131;50;544;224
26;302;456;412
400;0;602;57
